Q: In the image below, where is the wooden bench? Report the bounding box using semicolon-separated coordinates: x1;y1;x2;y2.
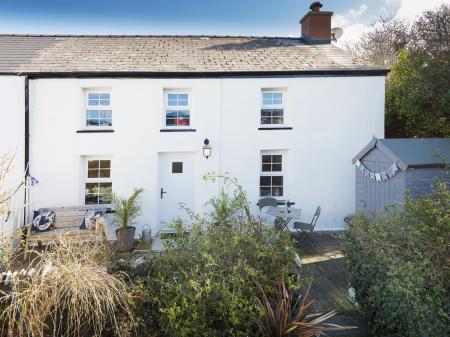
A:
24;206;110;259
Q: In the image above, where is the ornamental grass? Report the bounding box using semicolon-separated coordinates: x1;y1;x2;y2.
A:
0;218;133;337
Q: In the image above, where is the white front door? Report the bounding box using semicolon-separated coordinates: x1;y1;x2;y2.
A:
158;152;196;230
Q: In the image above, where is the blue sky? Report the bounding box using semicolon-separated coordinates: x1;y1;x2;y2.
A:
0;0;446;43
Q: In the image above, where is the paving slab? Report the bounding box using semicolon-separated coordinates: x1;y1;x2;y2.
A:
294;231;372;337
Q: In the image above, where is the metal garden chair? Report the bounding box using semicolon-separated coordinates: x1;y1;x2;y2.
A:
258;197;278;211
293;206;321;239
257;197;278;227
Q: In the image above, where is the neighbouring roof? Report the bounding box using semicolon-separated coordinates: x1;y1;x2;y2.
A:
353;137;450;170
0;34;388;75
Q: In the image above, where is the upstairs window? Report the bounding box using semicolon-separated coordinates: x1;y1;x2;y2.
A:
260;153;284;197
261;91;284;126
164;91;190;127
85;91;112;127
85;159;112;205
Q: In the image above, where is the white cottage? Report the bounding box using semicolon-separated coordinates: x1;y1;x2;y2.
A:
0;2;388;237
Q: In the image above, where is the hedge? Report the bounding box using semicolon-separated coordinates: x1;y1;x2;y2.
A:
343;181;450;337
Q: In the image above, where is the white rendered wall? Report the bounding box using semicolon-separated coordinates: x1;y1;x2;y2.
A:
0;76;25;237
219;76;385;230
29;75;384;235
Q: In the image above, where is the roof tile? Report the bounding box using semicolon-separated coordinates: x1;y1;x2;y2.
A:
0;35;385;73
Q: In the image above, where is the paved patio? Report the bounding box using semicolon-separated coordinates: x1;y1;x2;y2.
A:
293;231;371;337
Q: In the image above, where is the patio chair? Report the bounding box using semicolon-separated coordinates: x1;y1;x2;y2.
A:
293;206;321;239
258;197;278;211
258;197;278;226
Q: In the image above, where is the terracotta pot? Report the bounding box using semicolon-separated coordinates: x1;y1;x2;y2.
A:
116;226;136;251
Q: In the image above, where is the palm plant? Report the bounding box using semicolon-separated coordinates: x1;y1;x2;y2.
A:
111;188;144;229
256;280;353;337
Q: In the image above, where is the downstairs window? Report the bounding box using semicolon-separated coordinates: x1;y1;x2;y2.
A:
260;153;284;197
85;159;112;205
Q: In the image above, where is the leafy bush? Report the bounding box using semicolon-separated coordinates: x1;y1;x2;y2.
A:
343;181;450;337
130;175;300;337
347;4;450;137
386;49;450;138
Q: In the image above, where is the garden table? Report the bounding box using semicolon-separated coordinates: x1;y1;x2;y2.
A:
264;206;302;231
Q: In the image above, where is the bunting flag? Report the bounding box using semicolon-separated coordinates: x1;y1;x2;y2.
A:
26;174;39;186
355;160;398;182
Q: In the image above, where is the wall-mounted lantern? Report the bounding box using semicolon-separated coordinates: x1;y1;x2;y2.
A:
203;138;212;159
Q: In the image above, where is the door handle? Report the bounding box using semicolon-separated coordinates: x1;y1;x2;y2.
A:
160;188;167;199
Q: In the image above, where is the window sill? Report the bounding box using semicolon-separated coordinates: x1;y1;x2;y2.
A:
160;128;197;132
83;206;114;212
258;127;293;130
77;129;114;133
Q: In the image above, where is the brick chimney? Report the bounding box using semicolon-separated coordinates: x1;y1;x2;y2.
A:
300;2;333;44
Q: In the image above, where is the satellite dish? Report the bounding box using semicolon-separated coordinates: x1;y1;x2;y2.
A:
331;27;343;41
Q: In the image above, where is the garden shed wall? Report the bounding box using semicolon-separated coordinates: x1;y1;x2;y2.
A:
356;140;449;215
356;147;405;214
405;168;450;200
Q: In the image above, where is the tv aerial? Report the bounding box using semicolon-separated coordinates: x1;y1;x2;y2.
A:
331;27;343;42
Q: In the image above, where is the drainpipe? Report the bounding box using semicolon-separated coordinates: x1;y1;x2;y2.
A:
23;76;29;226
216;78;222;196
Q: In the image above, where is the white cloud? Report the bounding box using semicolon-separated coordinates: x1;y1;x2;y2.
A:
331;4;370;47
385;0;401;6
332;0;448;46
394;0;448;20
349;4;368;18
337;23;370;47
332;14;349;28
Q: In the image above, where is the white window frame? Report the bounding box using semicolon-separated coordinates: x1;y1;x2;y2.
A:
84;157;112;206
84;89;112;129
260;89;286;127
260;151;284;198
163;90;192;129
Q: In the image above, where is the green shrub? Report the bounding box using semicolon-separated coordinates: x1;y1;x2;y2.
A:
343;181;450;337
131;175;299;337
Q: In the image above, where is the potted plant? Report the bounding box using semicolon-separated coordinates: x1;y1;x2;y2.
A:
112;188;144;251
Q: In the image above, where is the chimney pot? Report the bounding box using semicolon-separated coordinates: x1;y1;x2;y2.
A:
300;2;333;44
309;2;323;12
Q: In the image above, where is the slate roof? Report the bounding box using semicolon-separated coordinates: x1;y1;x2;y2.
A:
353;137;450;169
378;138;450;167
0;34;387;74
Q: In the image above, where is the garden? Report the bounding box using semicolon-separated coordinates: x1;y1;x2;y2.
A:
0;173;348;337
2;156;448;337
